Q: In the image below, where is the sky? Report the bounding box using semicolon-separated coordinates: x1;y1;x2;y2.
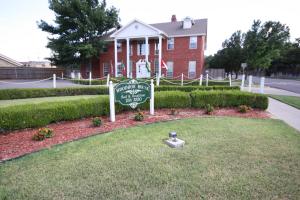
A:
0;0;299;62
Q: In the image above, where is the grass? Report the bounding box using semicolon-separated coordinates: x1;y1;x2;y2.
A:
0;95;101;108
0;117;299;199
269;95;300;109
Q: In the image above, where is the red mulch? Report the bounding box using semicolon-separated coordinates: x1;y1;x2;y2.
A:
0;108;270;162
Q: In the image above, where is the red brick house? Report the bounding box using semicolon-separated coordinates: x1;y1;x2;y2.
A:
81;15;207;79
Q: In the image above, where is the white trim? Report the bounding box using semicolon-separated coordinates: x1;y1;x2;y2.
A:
126;38;130;78
110;19;167;38
168;33;206;38
0;53;23;67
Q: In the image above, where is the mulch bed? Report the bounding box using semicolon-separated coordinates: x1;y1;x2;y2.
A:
0;108;270;162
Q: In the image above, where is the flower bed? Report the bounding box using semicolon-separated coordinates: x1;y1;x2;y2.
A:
0;108;270;162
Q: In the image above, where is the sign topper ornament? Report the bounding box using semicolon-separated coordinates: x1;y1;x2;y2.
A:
114;79;150;109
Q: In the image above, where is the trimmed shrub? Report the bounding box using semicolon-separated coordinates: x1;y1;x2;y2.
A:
190;90;268;110
0;87;108;100
156;85;239;92
0;85;238;100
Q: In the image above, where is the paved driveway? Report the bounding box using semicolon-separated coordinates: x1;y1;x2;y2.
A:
252;77;300;94
0;79;85;89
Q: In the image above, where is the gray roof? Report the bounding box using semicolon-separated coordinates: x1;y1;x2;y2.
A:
150;18;207;37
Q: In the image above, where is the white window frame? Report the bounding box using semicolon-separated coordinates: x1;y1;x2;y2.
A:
188;61;196;79
154;42;159;55
117;42;122;52
189;36;197;49
103;62;109;76
166;61;173;78
167;38;174;50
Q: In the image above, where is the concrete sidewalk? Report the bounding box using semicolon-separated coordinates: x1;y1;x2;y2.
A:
267;98;300;132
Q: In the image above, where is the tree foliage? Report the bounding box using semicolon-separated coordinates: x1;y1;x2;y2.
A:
38;0;120;66
208;20;291;74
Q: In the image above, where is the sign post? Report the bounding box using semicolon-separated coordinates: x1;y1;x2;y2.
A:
109;81;115;122
150;79;154;115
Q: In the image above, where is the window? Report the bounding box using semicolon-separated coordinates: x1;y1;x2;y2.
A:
167;38;174;50
154;59;159;75
188;61;196;78
103;63;109;76
129;45;133;56
117;42;122;52
154;42;159;55
189;36;197;49
137;41;145;55
102;44;108;53
166;61;173;78
117;62;124;77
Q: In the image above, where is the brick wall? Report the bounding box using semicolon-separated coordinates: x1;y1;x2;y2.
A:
81;35;205;79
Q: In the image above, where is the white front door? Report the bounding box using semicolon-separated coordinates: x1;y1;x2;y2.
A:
136;61;150;78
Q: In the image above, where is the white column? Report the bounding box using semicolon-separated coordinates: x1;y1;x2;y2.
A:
158;36;162;77
126;38;130;78
248;75;253;92
61;72;64;80
199;74;203;86
229;73;232;87
109;81;115;122
156;73;160;86
89;71;92;86
106;74;110;87
145;36;149;62
150;79;155;115
114;38;118;77
260;77;265;94
77;72;81;79
53;74;56;88
206;74;209;86
181;73;184;86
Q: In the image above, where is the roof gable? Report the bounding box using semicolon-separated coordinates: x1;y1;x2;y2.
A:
111;19;166;38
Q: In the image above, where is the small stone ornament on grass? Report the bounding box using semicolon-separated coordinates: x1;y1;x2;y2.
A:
165;131;185;148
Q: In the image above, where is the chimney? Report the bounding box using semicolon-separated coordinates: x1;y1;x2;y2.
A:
171;15;177;22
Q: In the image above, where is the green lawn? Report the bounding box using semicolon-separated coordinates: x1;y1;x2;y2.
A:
269;95;300;109
0;95;101;108
0;117;299;199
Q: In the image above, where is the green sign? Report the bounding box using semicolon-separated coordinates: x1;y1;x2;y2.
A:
115;79;150;108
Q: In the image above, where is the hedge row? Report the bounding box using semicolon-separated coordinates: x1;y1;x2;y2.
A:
0;85;239;100
190;90;268;109
0;91;267;132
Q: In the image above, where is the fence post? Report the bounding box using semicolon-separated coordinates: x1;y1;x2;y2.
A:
241;74;245;90
53;74;56;88
89;71;92;86
150;79;155;115
206;74;208;86
181;73;184;86
260;77;265;94
106;74;110;87
229;73;232;87
77;72;81;80
248;75;252;92
109;81;115;122
199;74;203;86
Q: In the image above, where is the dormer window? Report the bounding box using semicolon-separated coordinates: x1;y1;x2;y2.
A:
167;38;174;50
183;17;193;29
189;36;197;49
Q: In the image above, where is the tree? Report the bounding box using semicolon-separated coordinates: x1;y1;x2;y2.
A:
208;31;245;78
38;0;120;67
243;20;290;73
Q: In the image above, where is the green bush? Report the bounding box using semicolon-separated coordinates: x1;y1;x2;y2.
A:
0;85;238;100
204;104;214;115
0;90;268;132
0;87;108;100
190;90;268;110
156;85;239;92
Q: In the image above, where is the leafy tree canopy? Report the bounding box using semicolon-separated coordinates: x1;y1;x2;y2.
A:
38;0;120;67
